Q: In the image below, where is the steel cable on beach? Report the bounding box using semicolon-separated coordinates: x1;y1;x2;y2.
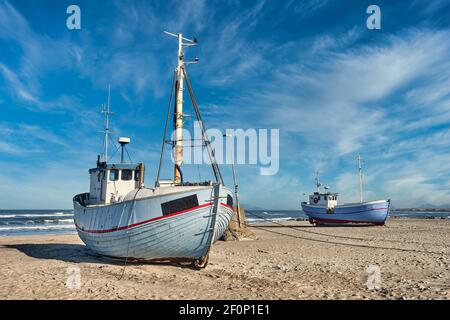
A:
266;218;446;247
244;211;449;257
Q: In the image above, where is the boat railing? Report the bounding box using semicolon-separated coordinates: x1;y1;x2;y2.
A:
181;181;213;186
73;193;90;206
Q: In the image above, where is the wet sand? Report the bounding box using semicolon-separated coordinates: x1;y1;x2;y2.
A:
0;218;448;300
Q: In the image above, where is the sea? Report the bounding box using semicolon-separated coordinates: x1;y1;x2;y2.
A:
0;209;449;237
0;210;75;237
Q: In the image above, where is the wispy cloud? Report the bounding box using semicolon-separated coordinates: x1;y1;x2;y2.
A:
0;1;82;111
0;63;43;107
199;27;450;207
285;0;330;18
0;122;69;154
0;141;28;155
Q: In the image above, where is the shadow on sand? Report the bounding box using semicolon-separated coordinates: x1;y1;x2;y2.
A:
1;243;203;269
2;243;109;264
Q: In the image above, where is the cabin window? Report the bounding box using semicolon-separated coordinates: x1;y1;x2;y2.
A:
161;195;199;216
109;169;119;181
134;170;140;181
324;196;328;200
122;169;132;181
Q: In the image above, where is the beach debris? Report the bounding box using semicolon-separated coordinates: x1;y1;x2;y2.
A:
221;205;257;241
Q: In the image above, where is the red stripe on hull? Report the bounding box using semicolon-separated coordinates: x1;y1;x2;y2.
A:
303;207;388;215
76;202;232;234
221;203;233;210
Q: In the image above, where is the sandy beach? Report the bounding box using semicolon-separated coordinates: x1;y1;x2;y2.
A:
0;218;448;300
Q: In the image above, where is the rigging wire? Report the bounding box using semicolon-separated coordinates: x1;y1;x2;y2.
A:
195;184;220;268
105;133;121;162
124;145;133;163
182;66;224;185
155;71;177;187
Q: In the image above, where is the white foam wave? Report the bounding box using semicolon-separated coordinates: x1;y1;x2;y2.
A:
43;219;74;224
0;213;74;219
0;224;75;231
247;217;296;224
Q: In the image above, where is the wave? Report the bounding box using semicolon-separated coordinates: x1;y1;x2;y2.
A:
0;213;74;219
0;224;75;232
246;217;298;224
43;219;74;224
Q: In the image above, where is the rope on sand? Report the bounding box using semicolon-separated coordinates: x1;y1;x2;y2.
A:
246;211;449;256
117;188;143;280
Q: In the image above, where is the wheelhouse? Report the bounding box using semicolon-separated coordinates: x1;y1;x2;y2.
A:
309;192;338;208
88;162;145;205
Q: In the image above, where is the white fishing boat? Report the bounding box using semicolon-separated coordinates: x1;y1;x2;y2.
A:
301;155;391;226
73;32;234;267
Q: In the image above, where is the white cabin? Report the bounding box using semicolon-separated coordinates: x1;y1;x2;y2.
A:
308;192;338;208
88;162;144;205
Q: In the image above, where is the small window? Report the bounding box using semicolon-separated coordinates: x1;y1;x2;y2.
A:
324;196;328;200
134;170;140;181
109;169;119;181
161;195;199;215
122;169;132;181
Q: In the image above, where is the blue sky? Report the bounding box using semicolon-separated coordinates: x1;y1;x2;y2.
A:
1;0;450;209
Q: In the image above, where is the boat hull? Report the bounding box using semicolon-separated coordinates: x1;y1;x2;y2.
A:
301;200;390;226
73;185;233;262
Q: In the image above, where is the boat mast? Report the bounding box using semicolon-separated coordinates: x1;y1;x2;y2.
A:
315;171;321;193
174;33;184;184
164;31;198;184
102;85;112;163
357;154;364;203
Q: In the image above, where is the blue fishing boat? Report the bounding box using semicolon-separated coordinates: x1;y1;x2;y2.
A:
73;32;234;267
301;156;391;226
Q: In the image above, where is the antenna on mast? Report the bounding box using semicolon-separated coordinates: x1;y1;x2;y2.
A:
315;171;321;193
101;85;113;163
357;154;364;203
164;31;198;184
